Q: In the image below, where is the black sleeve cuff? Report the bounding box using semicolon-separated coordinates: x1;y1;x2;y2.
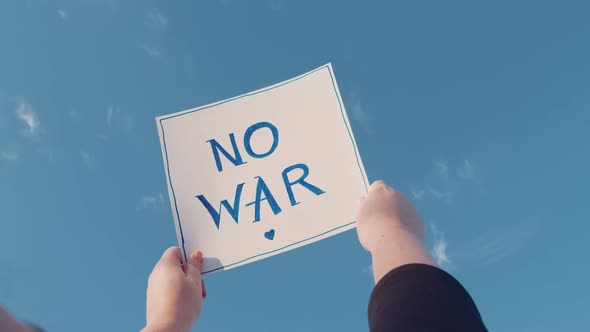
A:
368;264;487;332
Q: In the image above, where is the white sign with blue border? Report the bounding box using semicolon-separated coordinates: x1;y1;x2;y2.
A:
157;64;369;275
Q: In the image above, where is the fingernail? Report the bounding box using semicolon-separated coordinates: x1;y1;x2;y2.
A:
192;251;203;262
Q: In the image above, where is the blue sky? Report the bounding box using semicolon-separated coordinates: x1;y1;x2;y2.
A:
1;1;589;331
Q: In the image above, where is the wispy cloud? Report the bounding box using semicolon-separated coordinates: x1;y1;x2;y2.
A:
145;9;167;30
68;110;79;123
16;100;40;136
411;189;426;200
411;158;479;202
430;224;451;269
349;92;373;133
139;9;166;59
429;188;453;202
56;9;68;19
142;45;162;57
409;187;452;202
270;0;283;11
453;224;534;266
138;193;166;210
1;151;19;161
106;106;133;131
434;161;449;180
458;159;475;180
107;107;115;128
80;150;95;168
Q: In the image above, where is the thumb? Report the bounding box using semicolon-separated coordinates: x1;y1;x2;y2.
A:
186;251;203;283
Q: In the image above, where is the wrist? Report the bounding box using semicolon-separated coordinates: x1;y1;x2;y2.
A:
369;226;437;284
368;224;420;254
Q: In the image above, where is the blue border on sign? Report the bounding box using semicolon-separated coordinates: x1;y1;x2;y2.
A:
159;64;369;274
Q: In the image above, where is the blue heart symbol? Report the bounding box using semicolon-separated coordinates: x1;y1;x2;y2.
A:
264;229;275;240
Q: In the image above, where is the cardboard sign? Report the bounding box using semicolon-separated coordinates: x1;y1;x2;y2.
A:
156;64;368;275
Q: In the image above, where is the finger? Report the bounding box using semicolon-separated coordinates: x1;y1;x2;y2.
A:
159;246;183;267
201;279;207;299
186;250;203;283
370;180;396;194
370;180;387;190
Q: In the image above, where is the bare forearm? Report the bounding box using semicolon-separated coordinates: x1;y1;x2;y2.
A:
370;228;438;284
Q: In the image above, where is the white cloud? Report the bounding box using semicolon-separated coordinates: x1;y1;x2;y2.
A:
412;158;478;203
349;92;372;133
80;150;94;168
138;193;166;210
411;189;426;200
107;107;115;127
429;188;453;202
68;110;80;123
430;224;451;268
454;224;533;266
409;187;451;201
458;159;475;180
56;9;67;19
434;161;449;179
142;45;161;57
145;9;167;29
1;151;19;161
125;115;134;130
270;0;283;11
16;100;40;135
106;106;133;131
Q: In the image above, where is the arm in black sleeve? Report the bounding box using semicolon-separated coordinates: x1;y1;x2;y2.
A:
368;264;488;332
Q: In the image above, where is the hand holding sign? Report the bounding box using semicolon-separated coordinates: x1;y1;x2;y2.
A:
157;64;368;274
